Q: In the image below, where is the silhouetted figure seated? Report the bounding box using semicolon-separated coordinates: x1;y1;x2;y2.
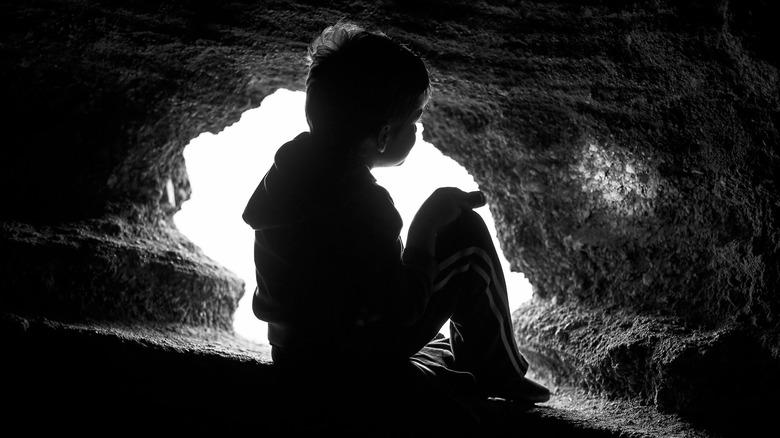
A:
242;20;549;433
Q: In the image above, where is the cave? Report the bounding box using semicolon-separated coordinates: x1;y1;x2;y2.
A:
2;1;778;436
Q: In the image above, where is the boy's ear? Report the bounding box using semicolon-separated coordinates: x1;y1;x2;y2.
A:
377;125;391;153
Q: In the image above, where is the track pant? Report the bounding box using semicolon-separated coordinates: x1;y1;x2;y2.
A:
399;209;529;393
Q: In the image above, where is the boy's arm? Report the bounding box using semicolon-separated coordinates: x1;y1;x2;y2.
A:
383;188;485;326
352;186;485;327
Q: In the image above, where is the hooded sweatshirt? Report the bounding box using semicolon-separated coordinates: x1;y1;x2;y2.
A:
242;132;437;358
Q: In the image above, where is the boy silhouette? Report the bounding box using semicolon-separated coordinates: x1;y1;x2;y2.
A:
242;21;549;421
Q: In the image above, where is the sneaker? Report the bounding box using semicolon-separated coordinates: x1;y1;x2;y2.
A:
487;377;551;404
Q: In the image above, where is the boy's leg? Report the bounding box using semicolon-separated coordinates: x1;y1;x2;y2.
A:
433;210;529;391
399;210;549;402
400;211;527;384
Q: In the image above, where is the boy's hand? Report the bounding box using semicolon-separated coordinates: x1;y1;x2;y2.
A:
413;187;486;232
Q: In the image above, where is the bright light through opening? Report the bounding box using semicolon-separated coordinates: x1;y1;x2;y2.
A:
174;89;533;344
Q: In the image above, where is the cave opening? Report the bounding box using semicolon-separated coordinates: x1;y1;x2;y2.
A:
174;88;533;344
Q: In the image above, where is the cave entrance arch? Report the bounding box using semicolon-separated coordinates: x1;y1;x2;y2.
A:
175;88;533;343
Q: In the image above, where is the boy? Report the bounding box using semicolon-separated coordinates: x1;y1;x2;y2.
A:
243;21;549;412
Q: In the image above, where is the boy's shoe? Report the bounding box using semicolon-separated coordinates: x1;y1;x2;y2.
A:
486;377;551;404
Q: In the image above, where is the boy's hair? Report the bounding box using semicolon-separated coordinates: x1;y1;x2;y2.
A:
305;21;431;149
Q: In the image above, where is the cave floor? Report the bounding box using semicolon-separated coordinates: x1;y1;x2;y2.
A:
3;313;719;437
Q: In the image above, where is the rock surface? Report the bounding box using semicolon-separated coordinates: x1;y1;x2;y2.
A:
1;1;778;436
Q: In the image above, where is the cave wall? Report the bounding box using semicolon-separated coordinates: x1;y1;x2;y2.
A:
1;0;778;433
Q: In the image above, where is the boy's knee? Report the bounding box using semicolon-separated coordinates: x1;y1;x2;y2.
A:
452;209;488;234
437;210;492;247
461;209;487;227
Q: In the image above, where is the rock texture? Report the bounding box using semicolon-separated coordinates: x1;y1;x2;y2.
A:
1;1;778;436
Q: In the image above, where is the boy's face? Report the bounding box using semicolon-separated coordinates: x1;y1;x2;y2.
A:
374;95;427;168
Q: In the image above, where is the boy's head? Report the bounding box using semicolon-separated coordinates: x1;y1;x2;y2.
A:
305;21;431;150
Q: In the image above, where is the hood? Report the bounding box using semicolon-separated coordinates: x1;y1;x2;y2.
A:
242;132;374;231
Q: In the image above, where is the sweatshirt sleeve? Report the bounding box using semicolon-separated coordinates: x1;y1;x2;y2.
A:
347;183;439;327
393;244;438;325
